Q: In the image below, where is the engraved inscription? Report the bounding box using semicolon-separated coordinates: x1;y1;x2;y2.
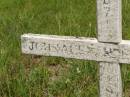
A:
103;0;111;17
28;41;90;55
21;34;130;64
24;39;121;62
103;0;111;29
103;47;120;58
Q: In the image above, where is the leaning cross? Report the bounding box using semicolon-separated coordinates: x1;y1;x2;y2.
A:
21;0;129;97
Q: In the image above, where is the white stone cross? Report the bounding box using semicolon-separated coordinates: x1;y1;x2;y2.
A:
21;0;129;97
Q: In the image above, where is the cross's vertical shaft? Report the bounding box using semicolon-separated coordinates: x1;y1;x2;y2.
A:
97;0;122;43
100;63;122;97
97;0;122;97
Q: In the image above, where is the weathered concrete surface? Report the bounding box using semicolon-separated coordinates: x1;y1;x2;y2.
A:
97;0;122;43
21;34;130;64
100;62;122;97
97;0;123;97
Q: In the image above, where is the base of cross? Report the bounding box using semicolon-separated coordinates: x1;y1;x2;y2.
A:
100;62;122;97
21;34;130;97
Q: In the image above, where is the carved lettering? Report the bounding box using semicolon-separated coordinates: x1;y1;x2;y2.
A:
103;0;110;4
29;42;36;50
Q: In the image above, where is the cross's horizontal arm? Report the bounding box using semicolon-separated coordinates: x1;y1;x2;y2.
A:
21;34;130;64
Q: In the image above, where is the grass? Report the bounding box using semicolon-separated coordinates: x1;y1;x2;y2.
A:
0;0;130;97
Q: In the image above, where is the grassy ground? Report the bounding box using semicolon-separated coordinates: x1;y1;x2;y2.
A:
0;0;130;97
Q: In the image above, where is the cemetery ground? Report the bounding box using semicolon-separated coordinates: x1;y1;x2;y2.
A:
0;0;130;97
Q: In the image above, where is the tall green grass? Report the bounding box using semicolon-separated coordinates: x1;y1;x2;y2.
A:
0;0;130;97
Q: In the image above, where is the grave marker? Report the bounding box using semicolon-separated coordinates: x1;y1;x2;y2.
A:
97;0;122;97
21;0;127;97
